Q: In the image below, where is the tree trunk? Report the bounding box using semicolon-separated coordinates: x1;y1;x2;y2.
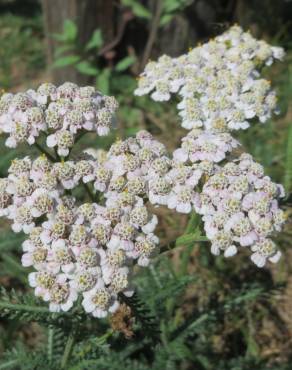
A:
41;0;115;84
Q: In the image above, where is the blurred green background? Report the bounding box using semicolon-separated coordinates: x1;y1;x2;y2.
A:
0;0;291;369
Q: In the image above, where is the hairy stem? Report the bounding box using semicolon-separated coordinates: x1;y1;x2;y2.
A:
0;301;71;316
0;301;51;313
61;330;75;369
47;326;54;363
179;212;201;274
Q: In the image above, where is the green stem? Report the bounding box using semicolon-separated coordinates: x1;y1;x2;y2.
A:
180;243;193;276
96;329;114;345
179;213;203;274
47;326;54;363
34;141;57;162
61;330;75;369
0;301;51;313
0;301;71;315
185;212;199;234
159;234;209;254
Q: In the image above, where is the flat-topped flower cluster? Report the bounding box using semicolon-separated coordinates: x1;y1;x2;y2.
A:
198;154;285;266
135;25;284;132
0;82;118;153
0;134;163;316
0;26;286;318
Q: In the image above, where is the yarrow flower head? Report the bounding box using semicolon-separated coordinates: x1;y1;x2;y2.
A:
197;154;286;267
0;82;118;153
20;189;160;316
134;25;284;133
0;137;163;317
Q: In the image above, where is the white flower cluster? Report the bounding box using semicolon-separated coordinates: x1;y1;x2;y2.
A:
134;25;286;268
0;27;286;319
197;154;286;267
0;151;161;316
25;196;159;316
135;25;284;132
0;82;118;154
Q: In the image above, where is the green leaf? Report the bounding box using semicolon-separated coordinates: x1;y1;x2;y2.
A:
51;33;68;42
119;106;142;126
0;151;18;174
175;233;209;246
63;19;78;42
53;55;80;68
121;0;151;19
111;75;136;92
54;45;74;58
160;14;174;26
185;212;200;234
96;68;111;94
175;312;210;341
163;0;181;13
115;56;136;72
52;19;78;43
161;0;193;24
85;29;103;50
132;3;151;18
75;61;99;76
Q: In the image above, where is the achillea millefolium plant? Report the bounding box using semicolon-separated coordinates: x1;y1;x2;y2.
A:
0;25;287;369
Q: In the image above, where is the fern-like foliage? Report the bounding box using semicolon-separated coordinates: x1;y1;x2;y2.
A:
0;287;85;328
0;254;287;370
